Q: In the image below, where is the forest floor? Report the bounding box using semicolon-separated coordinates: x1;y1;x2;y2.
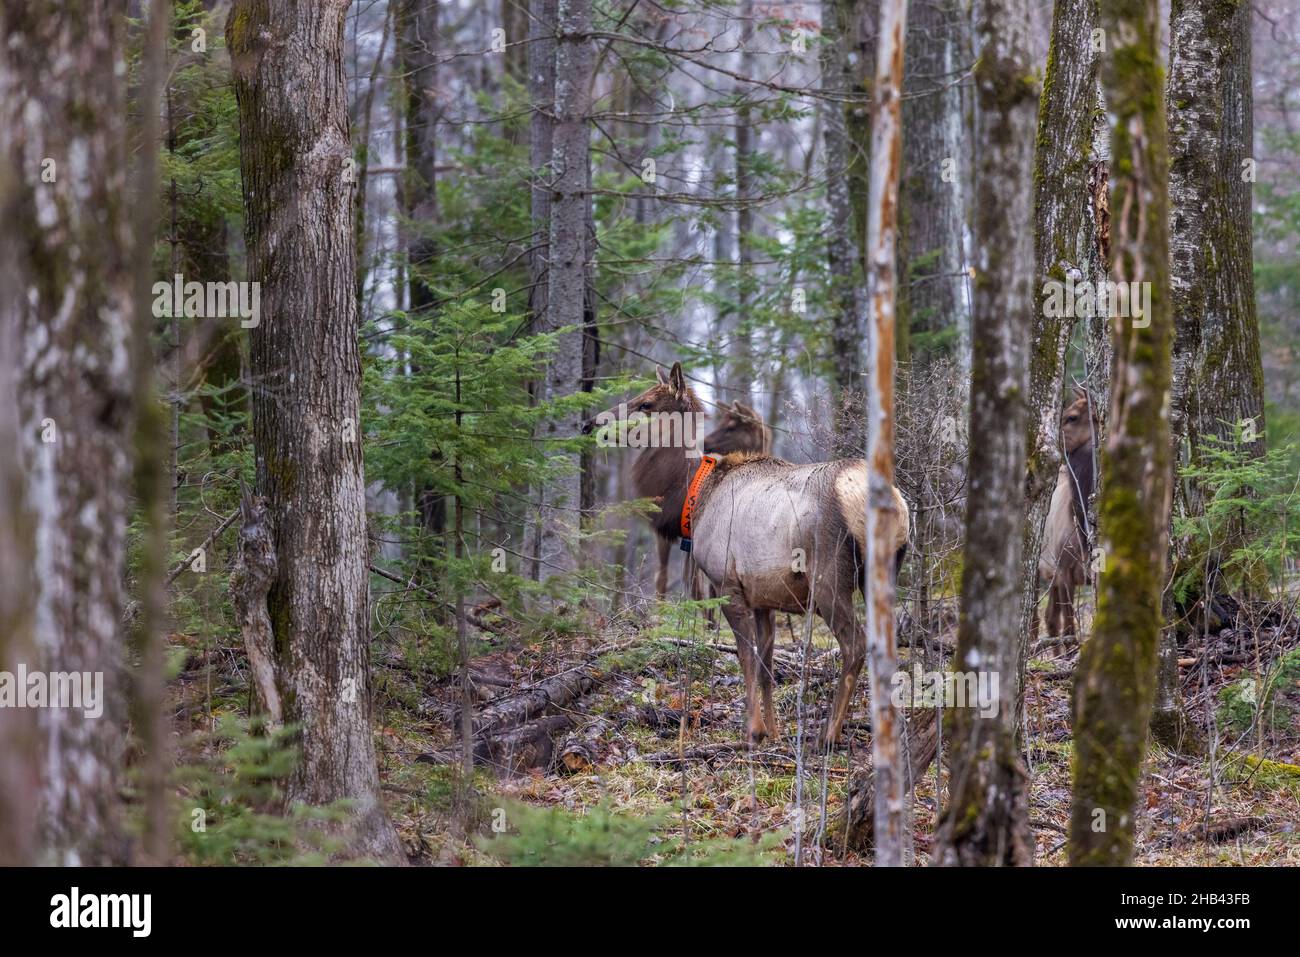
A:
368;592;1300;866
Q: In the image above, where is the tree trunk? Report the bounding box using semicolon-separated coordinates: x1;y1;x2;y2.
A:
2;0;134;866
527;0;558;581
863;0;909;868
400;0;447;555
1167;0;1265;496
931;0;1038;868
229;0;402;861
731;0;757;403
1019;0;1106;705
536;0;592;578
129;0;172;867
1159;0;1265;744
502;0;529;87
1069;0;1173;866
0;191;38;867
844;0;873;279
898;0;970;366
823;0;869;452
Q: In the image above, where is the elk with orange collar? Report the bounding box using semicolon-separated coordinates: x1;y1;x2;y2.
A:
585;363;910;746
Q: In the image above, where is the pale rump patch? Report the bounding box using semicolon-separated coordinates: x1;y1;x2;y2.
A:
834;463;909;555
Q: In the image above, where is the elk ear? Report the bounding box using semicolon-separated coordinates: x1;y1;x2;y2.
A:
655;365;668;386
669;362;686;395
1073;385;1087;401
731;400;744;414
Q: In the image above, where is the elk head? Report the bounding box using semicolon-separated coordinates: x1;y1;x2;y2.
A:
582;362;704;453
703;400;770;456
1060;386;1099;455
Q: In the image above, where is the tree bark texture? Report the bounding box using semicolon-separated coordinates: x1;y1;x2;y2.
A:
536;0;593;578
932;0;1038;868
3;0;134;866
229;0;402;861
1020;0;1106;697
898;0;970;365
863;0;909;868
1069;0;1174;867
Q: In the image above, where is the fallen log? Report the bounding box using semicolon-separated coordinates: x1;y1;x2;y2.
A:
463;666;601;737
558;718;612;773
1201;816;1271;845
835;708;940;854
419;713;577;776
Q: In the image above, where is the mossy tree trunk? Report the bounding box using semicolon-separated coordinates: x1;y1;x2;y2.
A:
1156;0;1264;747
1069;0;1174;866
932;0;1038;868
3;0;135;866
844;0;874;280
1167;0;1265;509
1019;0;1106;693
823;0;869;453
229;0;402;861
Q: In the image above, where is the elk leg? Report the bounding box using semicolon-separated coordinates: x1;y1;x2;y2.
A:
754;608;777;740
655;535;671;598
686;557;717;630
1045;580;1062;638
818;593;864;748
720;597;764;744
1059;582;1076;638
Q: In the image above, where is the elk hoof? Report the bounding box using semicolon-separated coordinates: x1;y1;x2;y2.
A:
746;727;768;748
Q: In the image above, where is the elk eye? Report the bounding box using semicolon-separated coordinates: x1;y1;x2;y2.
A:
639;402;652;411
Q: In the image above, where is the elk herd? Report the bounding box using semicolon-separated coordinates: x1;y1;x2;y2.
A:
588;363;1096;746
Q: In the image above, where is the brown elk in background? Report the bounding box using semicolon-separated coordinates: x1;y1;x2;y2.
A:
1038;387;1099;639
586;363;910;746
703;400;771;457
631;379;770;599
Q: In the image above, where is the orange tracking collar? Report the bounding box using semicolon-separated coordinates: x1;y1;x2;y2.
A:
679;455;717;552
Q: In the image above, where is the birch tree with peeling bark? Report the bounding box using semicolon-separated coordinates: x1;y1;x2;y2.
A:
2;1;135;866
1069;0;1174;866
228;0;402;861
863;0;909;868
932;0;1038;868
535;0;593;578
